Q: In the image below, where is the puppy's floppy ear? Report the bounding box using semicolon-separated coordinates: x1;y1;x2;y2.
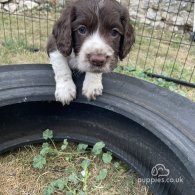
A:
119;10;135;60
52;4;75;56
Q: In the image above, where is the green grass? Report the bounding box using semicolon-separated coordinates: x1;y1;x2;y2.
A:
114;66;195;101
120;22;195;83
0;130;152;195
2;38;28;51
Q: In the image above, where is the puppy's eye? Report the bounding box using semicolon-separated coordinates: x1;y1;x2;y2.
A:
111;29;119;38
78;26;87;35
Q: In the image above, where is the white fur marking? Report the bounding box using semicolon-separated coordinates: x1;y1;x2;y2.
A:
77;29;114;72
50;50;76;105
82;72;103;100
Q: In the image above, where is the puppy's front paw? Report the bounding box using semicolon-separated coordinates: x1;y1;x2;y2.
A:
82;82;103;100
55;80;76;105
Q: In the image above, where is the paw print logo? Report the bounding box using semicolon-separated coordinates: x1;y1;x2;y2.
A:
151;164;170;177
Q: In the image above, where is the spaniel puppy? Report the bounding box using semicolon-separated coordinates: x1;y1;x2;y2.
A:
47;0;135;105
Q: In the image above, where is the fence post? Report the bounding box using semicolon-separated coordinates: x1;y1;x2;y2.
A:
191;1;195;41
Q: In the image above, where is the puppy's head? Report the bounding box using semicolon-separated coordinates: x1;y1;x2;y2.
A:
53;0;135;73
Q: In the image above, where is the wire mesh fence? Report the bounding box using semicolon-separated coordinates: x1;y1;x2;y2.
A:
0;0;194;85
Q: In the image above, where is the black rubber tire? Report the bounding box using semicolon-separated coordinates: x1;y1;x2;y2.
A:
0;64;194;195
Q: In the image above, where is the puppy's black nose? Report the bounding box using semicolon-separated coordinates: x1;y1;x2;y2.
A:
89;54;106;67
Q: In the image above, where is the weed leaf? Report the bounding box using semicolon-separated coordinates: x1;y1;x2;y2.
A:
66;192;73;195
96;169;108;181
81;159;90;170
40;142;50;156
43;129;53;140
78;191;85;195
77;143;88;152
33;155;46;169
102;151;112;164
68;173;79;184
92;141;105;155
44;178;66;195
44;185;55;195
114;162;120;169
61;139;68;151
52;178;66;190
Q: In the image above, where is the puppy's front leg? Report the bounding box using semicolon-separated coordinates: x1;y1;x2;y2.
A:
82;72;103;100
50;51;76;105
